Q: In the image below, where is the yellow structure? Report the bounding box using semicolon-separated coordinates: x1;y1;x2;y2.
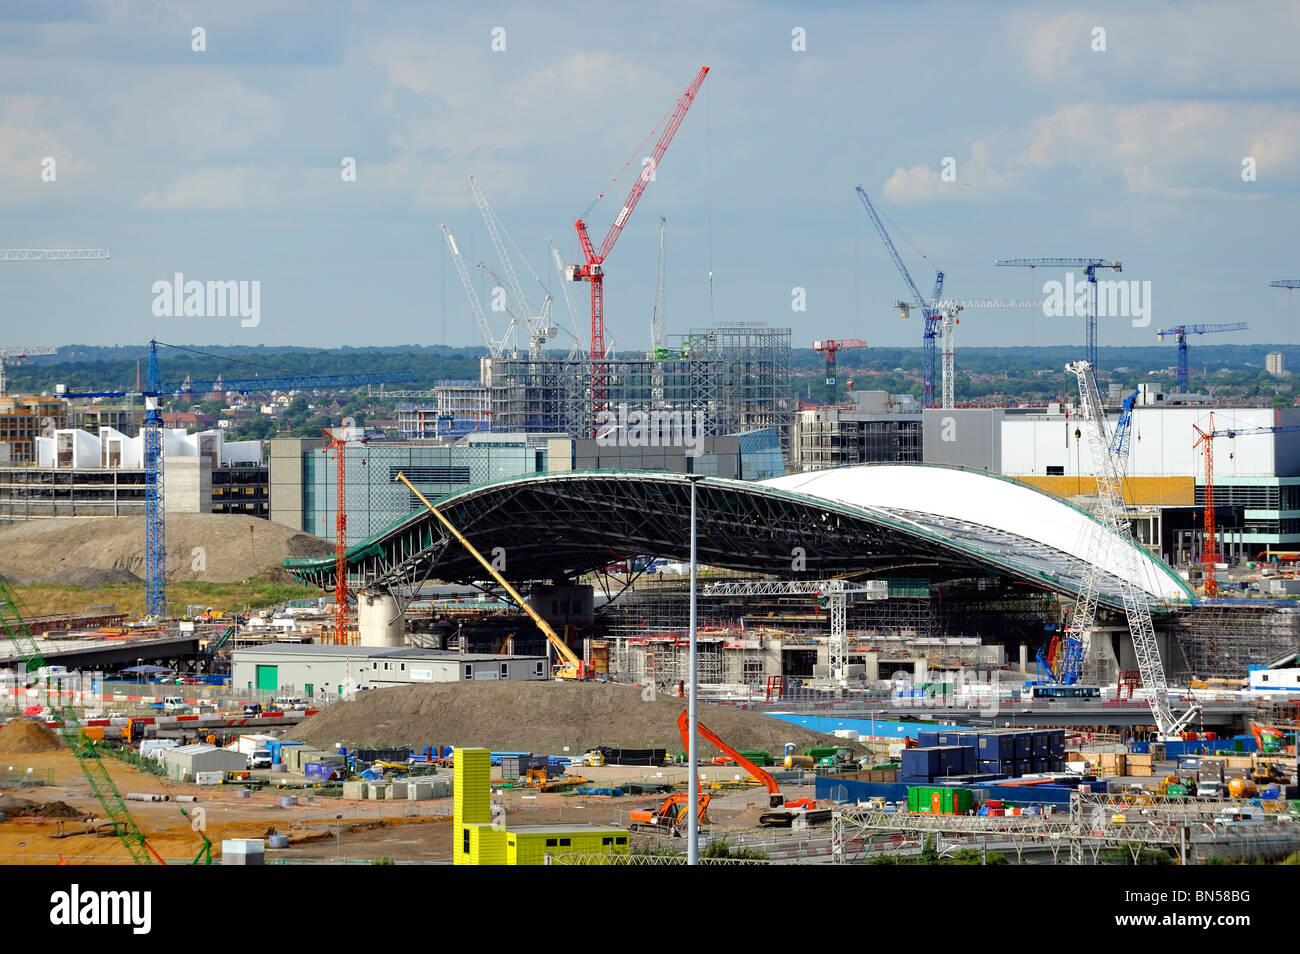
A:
1013;474;1194;507
453;747;629;866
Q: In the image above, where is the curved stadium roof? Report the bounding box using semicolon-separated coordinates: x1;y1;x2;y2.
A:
285;463;1193;610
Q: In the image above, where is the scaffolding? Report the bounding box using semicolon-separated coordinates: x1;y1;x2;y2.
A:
1172;601;1300;680
488;323;792;452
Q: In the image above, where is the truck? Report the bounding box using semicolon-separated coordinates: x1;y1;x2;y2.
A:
248;749;272;770
162;696;189;713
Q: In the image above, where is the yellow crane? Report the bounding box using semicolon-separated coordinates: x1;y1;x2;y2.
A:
394;473;588;679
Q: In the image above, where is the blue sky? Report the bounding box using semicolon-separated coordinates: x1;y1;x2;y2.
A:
1;0;1297;354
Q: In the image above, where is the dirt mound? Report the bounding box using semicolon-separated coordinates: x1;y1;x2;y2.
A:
0;720;63;753
292;681;845;755
45;567;142;586
0;794;81;818
0;514;332;585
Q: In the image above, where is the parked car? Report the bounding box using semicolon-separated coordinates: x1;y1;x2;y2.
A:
242;703;263;717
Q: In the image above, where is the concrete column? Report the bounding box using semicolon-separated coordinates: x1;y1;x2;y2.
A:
358;592;403;647
1019;643;1028;674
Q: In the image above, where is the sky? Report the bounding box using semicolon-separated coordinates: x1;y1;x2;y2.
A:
1;0;1298;356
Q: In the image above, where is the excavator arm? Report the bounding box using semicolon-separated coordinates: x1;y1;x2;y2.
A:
676;710;784;808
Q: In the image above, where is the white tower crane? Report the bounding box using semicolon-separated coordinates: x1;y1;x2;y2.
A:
439;225;517;383
0;347;57;397
467;177;556;360
893;297;1042;409
1067;360;1201;739
703;579;887;685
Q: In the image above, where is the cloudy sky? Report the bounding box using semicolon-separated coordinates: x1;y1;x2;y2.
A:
1;0;1298;354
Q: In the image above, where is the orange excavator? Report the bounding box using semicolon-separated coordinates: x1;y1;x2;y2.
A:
1251;721;1295;756
629;791;712;835
676;711;827;827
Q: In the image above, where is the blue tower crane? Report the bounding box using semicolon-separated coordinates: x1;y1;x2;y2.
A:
1156;322;1248;393
65;340;415;618
855;186;944;407
995;258;1121;371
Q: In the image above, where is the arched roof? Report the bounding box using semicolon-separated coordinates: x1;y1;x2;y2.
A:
284;464;1193;609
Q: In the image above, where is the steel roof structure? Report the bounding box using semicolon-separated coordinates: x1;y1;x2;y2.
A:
284;464;1194;610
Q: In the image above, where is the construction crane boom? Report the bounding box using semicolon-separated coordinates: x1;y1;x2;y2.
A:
395;472;587;678
1156;322;1248;393
0;346;57;397
441;224;514;362
856;186;944;407
0;247;110;261
0;581;163;863
468;177;556;360
569;66;709;418
997;259;1121;371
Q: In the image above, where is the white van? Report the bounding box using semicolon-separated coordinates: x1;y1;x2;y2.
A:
163;696;189;713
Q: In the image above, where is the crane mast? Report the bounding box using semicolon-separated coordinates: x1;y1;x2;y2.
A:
997;259;1121;371
1067;360;1181;737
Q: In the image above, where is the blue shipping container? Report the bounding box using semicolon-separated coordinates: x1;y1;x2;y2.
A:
1032;732;1051;756
917;731;941;748
902;748;943;777
1013;733;1033;759
979;759;1015;776
1049;730;1066;756
978;732;1016;760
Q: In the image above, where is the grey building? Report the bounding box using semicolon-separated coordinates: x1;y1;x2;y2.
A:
232;643;548;699
794;392;922;471
164;743;248;781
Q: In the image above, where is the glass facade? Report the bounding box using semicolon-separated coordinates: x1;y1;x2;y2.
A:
306;442;543;543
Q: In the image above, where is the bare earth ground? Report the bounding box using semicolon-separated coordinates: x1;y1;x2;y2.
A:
0;513;331;586
292;681;848;755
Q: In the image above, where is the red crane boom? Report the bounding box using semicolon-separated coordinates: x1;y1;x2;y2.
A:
570;66;709;422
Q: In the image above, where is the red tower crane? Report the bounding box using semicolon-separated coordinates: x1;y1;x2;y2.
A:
812;338;868;405
568;66;709;425
1193;413;1300;597
322;428;352;645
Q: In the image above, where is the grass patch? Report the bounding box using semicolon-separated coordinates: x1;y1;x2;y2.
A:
8;575;321;618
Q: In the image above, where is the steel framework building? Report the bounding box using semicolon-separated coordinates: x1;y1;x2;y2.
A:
488;323;792;453
1173;600;1300;679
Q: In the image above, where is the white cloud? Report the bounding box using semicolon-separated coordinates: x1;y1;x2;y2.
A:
882;141;1019;203
138;165;256;210
1021;101;1300;197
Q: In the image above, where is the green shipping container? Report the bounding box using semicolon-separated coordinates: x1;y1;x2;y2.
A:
907;785;973;815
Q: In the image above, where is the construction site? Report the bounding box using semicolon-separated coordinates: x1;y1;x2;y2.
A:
1;10;1299;901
